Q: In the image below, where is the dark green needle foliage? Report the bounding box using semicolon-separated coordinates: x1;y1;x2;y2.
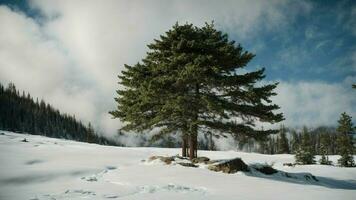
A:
336;112;355;167
319;133;332;165
0;82;114;145
295;127;316;165
277;125;290;154
110;22;284;158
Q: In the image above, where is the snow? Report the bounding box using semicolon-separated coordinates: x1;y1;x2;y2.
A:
0;131;355;200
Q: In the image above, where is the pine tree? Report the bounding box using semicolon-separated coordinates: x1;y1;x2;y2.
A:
319;132;328;164
295;127;316;165
319;143;332;165
87;122;95;143
336;112;355;167
290;130;300;154
337;137;355;167
258;138;269;154
110;22;284;159
277;125;290;154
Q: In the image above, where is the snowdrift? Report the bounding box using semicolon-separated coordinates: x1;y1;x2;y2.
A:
0;131;355;200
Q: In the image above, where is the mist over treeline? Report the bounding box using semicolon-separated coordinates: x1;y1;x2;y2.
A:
1;82;354;155
115;125;354;156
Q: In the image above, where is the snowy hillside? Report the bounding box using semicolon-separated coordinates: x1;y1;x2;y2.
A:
0;131;355;200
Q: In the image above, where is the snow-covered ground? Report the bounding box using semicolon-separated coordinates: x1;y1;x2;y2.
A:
0;131;355;200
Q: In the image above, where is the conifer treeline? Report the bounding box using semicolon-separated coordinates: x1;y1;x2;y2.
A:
256;126;340;155
0;82;116;145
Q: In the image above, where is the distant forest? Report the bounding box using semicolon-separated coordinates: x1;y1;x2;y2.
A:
241;126;341;155
0;82;354;157
0;82;116;146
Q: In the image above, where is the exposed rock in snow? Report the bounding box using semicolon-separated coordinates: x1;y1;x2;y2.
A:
250;163;278;175
208;157;249;173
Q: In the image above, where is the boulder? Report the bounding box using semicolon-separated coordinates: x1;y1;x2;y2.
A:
21;138;28;142
252;165;278;175
208;158;249;173
178;162;198;168
283;163;295;167
148;156;175;164
191;157;210;164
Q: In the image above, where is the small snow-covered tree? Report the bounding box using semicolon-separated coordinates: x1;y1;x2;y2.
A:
337;134;355;167
336;112;355;167
319;144;332;165
295;127;315;165
295;148;316;165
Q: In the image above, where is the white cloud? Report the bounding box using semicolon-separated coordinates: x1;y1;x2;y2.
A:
5;0;345;142
273;77;356;127
0;6;96;124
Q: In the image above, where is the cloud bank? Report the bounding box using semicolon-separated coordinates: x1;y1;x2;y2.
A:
274;78;356;128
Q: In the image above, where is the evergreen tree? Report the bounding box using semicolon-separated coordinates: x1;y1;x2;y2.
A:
258;138;269;154
336;112;355;167
295;127;316;164
337;112;354;135
319;143;332;165
268;136;276;154
290;130;300;154
110;23;284;159
277;125;290;154
87;122;95;143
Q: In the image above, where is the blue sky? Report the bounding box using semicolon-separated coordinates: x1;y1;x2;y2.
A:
234;0;355;83
0;0;355;136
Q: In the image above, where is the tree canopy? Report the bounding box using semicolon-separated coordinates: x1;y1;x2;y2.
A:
110;23;284;159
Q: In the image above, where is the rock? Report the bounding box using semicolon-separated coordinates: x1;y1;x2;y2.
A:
148;156;175;164
283;163;295;167
304;174;319;182
21;138;28;142
178;162;198;168
208;158;249;173
81;176;98;182
175;155;189;160
205;160;219;165
252;165;278;175
160;157;175;164
191;157;210;164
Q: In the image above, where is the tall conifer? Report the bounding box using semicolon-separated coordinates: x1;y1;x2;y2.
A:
111;23;284;159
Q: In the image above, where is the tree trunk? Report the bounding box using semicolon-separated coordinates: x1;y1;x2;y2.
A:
189;134;195;160
187;83;200;160
194;134;197;158
182;134;187;157
189;134;198;159
209;132;214;150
